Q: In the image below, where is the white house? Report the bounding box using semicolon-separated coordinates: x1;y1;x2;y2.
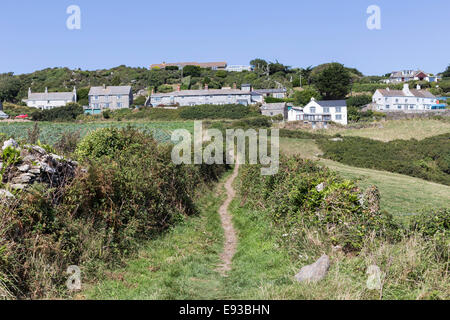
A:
149;84;263;107
23;87;77;110
288;98;348;127
372;84;439;111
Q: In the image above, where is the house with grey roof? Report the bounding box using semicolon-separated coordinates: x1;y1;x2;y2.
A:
372;84;440;111
261;103;287;119
23;87;77;110
88;85;133;112
148;84;263;107
253;88;287;99
288;98;347;127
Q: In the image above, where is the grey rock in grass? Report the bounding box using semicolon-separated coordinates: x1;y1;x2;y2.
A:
295;254;330;283
330;138;343;142
366;265;382;290
18;164;30;172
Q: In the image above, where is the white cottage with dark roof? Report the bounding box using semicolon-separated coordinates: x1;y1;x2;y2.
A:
23;87;77;110
372;84;439;111
288;98;348;127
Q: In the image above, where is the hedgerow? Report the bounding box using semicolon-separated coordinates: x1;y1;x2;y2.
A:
0;127;227;299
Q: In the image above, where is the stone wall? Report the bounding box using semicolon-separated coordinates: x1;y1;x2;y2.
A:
383;109;450;120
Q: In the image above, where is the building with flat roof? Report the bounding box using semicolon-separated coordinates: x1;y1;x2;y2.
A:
150;61;227;70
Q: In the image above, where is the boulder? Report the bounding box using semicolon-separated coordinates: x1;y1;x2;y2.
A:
330;138;343;142
295;254;330;283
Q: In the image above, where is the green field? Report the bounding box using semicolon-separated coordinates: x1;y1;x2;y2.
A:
0;121;195;145
280;137;450;218
285;119;450;142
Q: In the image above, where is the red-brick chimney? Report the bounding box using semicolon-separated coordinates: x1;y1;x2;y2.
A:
177;84;181;91
205;83;209;90
233;83;237;89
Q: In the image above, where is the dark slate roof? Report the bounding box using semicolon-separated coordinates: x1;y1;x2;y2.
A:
254;88;287;94
316;100;347;107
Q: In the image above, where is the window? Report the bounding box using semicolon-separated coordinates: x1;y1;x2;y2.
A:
386;105;390;109
310;107;316;114
117;103;122;108
95;96;99;100
336;115;342;120
117;95;122;99
397;105;402;109
323;107;330;113
336;107;342;113
105;95;110;101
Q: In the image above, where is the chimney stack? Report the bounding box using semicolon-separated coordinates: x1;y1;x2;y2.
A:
45;87;48;93
204;83;209;90
28;88;32;96
416;84;421;90
233;83;237;89
177;84;181;92
103;84;106;90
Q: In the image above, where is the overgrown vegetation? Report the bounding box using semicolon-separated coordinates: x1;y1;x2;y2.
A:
317;133;450;185
0;127;227;299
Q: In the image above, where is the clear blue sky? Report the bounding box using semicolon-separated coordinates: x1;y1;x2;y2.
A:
0;0;448;75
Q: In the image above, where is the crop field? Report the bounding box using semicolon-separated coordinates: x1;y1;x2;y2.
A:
0;121;195;144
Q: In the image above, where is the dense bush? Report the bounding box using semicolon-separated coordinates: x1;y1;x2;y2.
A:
239;155;398;252
31;103;84;122
346;95;372;107
179;104;261;120
317;133;450;185
0;128;227;298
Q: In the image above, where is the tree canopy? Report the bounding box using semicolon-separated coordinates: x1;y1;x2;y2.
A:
313;63;352;100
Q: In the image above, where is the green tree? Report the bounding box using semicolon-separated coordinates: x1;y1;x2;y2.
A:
250;59;268;73
183;65;201;77
293;88;322;106
442;64;450;78
0;74;21;102
76;87;90;106
313;63;352;100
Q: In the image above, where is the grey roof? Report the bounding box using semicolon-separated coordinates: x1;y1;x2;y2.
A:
26;91;75;101
253;88;287;94
89;86;132;96
315;100;347;107
377;89;436;98
152;89;261;98
261;103;286;110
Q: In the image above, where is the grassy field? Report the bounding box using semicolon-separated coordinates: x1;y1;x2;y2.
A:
285;119;450;142
0;121;195;145
280;138;450;218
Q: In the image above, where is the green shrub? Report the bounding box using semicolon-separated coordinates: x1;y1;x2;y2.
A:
31;103;84;122
239;155;398;252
